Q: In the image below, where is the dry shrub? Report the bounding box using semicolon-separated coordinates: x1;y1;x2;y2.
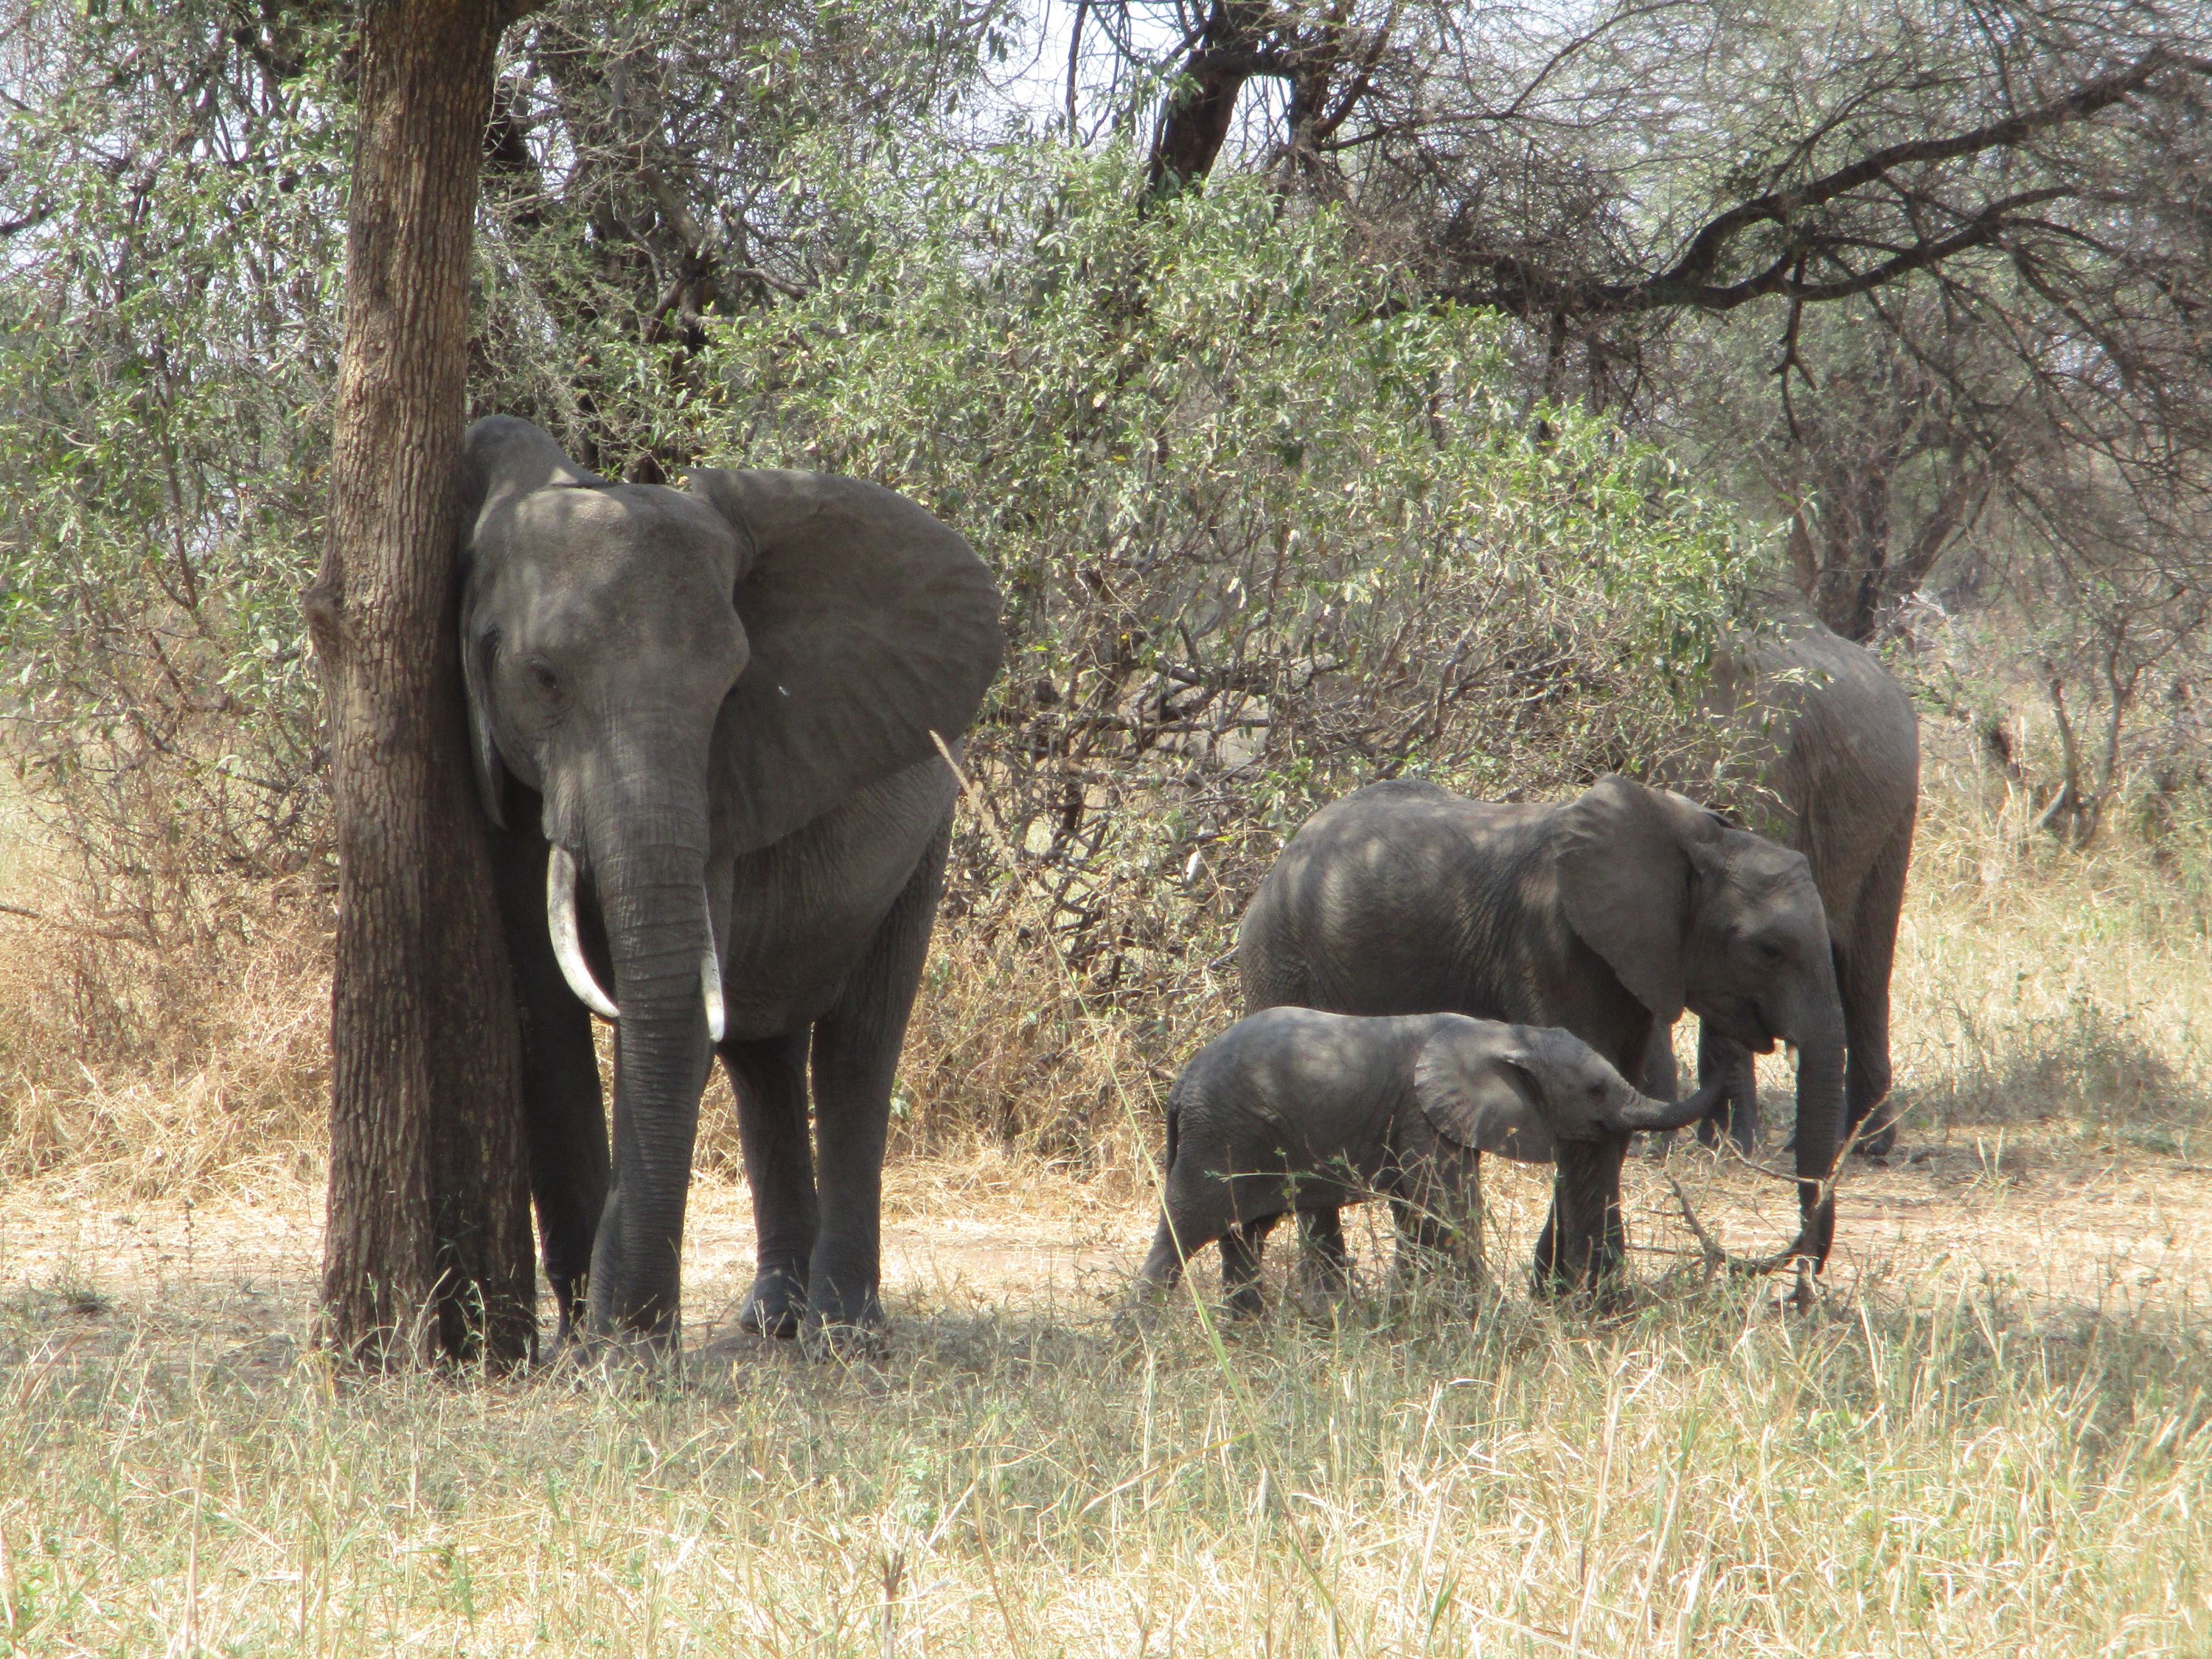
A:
0;770;332;1195
1882;690;2212;1151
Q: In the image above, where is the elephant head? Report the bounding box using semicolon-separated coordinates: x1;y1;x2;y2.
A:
456;416;1003;1338
1414;1018;1730;1162
1555;776;1846;1265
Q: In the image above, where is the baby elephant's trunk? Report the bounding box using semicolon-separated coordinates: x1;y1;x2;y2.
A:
1607;1074;1731;1135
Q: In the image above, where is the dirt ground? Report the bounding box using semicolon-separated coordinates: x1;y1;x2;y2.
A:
6;1126;2207;1362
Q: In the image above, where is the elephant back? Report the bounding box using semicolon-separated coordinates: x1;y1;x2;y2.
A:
1238;781;1547;1021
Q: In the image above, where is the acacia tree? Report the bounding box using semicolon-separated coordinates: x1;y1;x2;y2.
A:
303;0;542;1367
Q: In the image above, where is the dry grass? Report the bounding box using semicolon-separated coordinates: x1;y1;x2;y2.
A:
4;714;2212;1654
1884;726;2212;1158
0;777;330;1197
1;1164;2206;1658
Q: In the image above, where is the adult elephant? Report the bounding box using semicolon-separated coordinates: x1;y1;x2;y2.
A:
456;416;1003;1352
1237;776;1846;1295
1649;618;1919;1158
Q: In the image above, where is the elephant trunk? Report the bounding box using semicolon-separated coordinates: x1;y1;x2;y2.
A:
580;763;717;1346
1788;1010;1847;1270
1607;1073;1730;1134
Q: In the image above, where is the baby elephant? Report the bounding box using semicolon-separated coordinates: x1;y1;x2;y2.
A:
1133;1007;1724;1312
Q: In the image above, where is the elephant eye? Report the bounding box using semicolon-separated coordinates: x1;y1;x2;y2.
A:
526;659;560;697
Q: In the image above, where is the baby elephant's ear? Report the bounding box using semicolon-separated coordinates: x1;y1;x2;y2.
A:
1414;1023;1558;1163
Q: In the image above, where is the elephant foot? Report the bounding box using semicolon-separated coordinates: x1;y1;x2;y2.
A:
1113;1288;1170;1340
1851;1124;1896;1161
1289;1247;1352;1314
531;1329;591;1377
1528;1254;1630;1312
800;1273;886;1360
801;1309;888;1363
737;1267;809;1340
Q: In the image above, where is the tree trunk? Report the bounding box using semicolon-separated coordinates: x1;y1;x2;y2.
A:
304;0;537;1368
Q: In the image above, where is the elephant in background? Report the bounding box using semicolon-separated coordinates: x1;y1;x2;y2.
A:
1133;1007;1728;1313
458;416;1003;1352
1238;776;1847;1296
1649;616;1919;1158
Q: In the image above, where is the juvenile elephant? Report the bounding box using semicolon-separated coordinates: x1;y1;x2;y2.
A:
1133;1008;1727;1312
458;417;1003;1352
1238;775;1846;1296
1650;618;1919;1157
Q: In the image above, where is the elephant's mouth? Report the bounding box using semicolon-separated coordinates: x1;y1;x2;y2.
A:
1708;997;1778;1055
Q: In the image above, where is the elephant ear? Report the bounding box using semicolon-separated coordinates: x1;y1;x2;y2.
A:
458;622;509;830
454;417;607;830
1554;776;1727;1026
1413;1020;1556;1162
686;467;1005;852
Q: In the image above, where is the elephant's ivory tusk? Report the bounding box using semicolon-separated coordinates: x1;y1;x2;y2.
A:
700;919;726;1045
547;846;619;1021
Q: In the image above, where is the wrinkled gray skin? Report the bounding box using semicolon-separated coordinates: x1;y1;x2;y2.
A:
458;417;1003;1353
1238;776;1846;1298
1647;619;1919;1158
1134;1009;1727;1312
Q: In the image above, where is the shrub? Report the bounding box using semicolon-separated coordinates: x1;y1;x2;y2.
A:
686;145;1762;1144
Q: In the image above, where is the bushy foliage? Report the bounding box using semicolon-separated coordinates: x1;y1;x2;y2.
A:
0;0;352;920
693;146;1760;990
0;27;1759;1136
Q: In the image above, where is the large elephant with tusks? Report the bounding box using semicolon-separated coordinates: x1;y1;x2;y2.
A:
457;416;1002;1354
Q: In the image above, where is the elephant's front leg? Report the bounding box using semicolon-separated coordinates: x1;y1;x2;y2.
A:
724;1029;817;1339
1694;1023;1760;1153
487;824;611;1351
1530;1137;1628;1303
804;827;949;1350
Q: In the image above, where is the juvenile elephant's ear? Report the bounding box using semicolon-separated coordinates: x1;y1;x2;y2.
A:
1414;1020;1556;1162
685;467;1005;852
453;417;605;830
1555;776;1723;1025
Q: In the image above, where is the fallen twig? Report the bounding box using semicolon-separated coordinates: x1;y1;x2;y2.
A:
1666;1175;1804;1281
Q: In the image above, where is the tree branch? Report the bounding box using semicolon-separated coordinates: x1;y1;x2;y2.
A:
1438;42;2208;321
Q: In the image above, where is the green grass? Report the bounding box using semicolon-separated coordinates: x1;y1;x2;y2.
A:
1;1263;2205;1658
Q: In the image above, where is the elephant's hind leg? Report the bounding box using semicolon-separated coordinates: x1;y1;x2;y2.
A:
1130;1164;1231;1312
1134;1211;1196;1296
1220;1214;1278;1318
1842;816;1912;1159
805;823;950;1347
723;1029;816;1339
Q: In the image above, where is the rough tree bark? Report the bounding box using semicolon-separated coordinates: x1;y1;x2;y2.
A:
304;0;540;1368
